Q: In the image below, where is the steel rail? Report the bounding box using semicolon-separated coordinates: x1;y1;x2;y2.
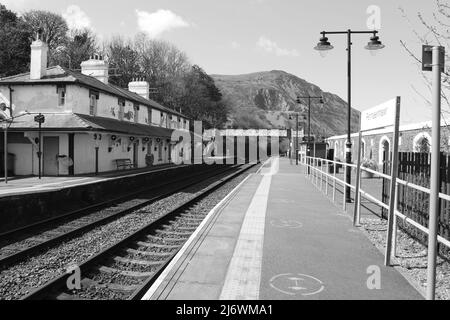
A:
0;165;233;268
21;163;255;300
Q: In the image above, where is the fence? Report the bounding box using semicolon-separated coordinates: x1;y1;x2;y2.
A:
381;152;450;245
302;155;450;300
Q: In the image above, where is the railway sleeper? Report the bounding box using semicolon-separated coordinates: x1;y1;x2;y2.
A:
155;230;193;237
145;235;187;244
97;266;154;278
125;248;172;258
113;256;162;267
136;241;179;250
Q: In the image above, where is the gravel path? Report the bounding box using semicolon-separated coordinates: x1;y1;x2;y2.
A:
360;217;450;300
0;165;257;300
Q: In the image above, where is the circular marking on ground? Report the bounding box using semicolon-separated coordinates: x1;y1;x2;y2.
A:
269;273;325;296
270;219;303;229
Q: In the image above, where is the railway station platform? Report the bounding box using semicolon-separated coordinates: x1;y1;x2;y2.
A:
0;164;177;198
143;157;423;300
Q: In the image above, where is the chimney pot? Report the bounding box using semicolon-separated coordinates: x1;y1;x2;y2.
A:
80;54;109;84
129;78;150;100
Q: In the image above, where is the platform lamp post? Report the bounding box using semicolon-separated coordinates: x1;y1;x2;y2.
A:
0;103;12;184
314;29;385;202
422;45;445;300
296;96;324;173
34;113;45;179
288;112;301;165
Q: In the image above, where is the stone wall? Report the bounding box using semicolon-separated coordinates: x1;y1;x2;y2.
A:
0;165;207;233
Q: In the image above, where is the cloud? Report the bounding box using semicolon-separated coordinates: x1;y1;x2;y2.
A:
136;9;189;38
231;41;241;49
256;36;299;57
1;0;37;12
63;5;91;30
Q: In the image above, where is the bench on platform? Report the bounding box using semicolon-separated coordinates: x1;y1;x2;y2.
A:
114;158;135;170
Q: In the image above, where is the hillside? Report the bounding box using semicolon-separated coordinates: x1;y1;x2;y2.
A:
211;70;360;137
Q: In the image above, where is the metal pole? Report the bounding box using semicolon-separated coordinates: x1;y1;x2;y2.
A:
308;98;311;174
385;97;401;266
296;113;299;165
95;147;99;175
426;46;443;300
353;131;362;226
345;29;352;203
3;124;7;184
38;115;42;180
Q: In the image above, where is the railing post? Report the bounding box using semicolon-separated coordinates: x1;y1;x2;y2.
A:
333;161;336;202
325;160;329;196
317;160;323;191
353;131;363;226
393;182;399;257
385;97;401;267
343;164;347;211
316;159;319;186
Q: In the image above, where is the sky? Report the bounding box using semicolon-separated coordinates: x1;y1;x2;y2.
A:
1;0;443;124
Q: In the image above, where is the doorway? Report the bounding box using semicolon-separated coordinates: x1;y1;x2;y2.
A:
43;136;59;176
133;142;138;168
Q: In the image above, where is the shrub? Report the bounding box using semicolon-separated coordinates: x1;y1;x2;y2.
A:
361;158;378;171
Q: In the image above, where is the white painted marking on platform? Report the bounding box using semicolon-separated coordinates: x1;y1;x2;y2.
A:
270;219;303;229
269;273;324;296
219;157;278;300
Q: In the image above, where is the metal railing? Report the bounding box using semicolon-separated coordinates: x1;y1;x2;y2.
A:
303;156;450;251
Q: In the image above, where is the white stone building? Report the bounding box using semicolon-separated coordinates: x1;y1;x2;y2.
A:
0;37;190;176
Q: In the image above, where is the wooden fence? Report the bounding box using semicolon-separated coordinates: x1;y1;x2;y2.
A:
382;152;450;246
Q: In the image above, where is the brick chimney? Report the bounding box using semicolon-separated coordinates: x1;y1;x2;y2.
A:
30;31;48;80
80;54;109;84
128;78;150;100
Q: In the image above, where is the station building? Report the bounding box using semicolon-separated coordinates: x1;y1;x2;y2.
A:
0;37;190;177
326;121;450;165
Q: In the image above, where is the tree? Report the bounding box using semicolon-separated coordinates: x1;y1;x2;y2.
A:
103;33;229;128
179;65;229;128
104;36;141;88
22;10;68;63
0;4;32;77
400;1;450;152
52;28;97;70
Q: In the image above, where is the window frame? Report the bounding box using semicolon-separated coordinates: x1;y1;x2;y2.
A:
57;85;66;107
89;90;99;116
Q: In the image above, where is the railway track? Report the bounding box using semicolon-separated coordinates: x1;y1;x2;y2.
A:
21;163;256;300
0;165;235;268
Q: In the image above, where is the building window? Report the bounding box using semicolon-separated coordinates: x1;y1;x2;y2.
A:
147;107;152;125
134;104;139;123
160;112;164;127
118;98;125;120
57;85;66;106
89;91;99;116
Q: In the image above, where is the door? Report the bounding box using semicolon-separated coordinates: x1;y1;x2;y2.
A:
133;142;138;168
43;136;59;176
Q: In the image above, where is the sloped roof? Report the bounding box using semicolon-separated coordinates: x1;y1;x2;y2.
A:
0;66;186;118
7;113;174;138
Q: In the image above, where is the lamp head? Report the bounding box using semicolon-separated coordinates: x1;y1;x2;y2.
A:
364;34;385;53
314;34;334;57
